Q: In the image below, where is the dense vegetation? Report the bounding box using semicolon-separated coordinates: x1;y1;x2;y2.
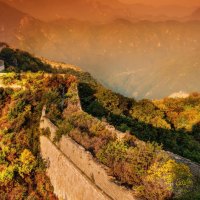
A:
78;82;200;164
0;72;74;199
56;109;193;200
38;74;194;200
0;47;200;199
52;59;200;165
0;47;52;72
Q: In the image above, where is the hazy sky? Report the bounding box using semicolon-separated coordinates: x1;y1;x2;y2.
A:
120;0;200;6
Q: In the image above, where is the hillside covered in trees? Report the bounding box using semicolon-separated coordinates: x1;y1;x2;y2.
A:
0;47;200;199
0;68;81;199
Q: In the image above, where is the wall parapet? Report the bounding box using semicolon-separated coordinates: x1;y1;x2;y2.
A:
40;99;200;200
40;136;111;200
40;116;137;200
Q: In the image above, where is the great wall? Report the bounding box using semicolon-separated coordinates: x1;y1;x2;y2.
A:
0;73;200;200
39;83;200;200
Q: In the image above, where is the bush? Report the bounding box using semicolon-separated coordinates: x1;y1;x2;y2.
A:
54;121;74;142
139;158;193;200
18;149;37;178
1;73;20;85
97;141;128;167
0;165;15;185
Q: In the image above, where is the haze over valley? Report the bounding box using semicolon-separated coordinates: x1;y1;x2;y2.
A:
1;0;200;99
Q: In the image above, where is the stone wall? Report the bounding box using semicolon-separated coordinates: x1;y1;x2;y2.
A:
40;116;137;200
39;78;200;200
58;136;135;200
40;100;200;200
40;106;58;141
40;116;58;141
40;136;110;200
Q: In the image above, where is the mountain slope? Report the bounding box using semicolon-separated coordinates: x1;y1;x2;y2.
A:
0;47;199;199
0;1;55;53
0;1;27;43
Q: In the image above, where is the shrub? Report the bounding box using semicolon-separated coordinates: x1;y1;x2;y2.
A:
97;141;128;167
96;139;193;199
0;165;16;185
1;72;20;85
18;149;37;178
112;142;161;185
54;121;74;142
138;158;193;200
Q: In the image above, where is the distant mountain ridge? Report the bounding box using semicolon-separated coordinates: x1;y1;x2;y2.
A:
0;1;27;42
0;1;57;54
3;0;197;22
1;1;200;99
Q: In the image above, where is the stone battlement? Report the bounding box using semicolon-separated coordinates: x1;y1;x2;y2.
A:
40;107;137;200
40;103;200;200
39;79;200;199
